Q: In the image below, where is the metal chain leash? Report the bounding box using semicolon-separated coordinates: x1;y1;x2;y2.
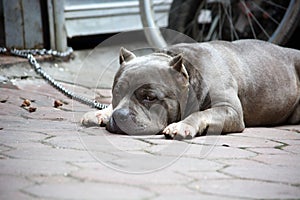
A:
0;47;108;110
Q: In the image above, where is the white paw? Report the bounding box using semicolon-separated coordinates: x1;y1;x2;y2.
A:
163;121;197;140
81;105;112;127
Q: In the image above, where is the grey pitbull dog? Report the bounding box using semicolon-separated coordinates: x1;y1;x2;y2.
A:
81;39;300;140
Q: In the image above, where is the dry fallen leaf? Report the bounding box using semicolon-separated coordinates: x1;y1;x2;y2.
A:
21;99;31;107
28;107;37;113
54;100;63;108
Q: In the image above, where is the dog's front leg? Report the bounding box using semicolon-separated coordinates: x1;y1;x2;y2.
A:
81;105;112;127
163;106;245;140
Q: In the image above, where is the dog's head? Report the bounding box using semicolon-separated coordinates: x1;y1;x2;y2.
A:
106;47;191;135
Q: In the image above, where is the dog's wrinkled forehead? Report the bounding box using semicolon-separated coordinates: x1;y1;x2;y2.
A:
126;53;172;68
115;54;175;87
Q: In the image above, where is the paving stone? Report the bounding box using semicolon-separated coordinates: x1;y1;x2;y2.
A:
153;193;236;200
222;163;300;184
4;144;95;162
90;135;151;152
142;140;191;157
276;125;300;133
279;139;300;146
0;175;34;200
0;129;47;147
179;171;231;181
184;145;257;159
189;179;300;199
0;115;33;130
0;143;14;152
148;184;196;197
0;115;78;133
235;127;300;140
283;145;300;154
70;161;117;170
167;157;224;172
83;145;252;173
253;154;300;167
24;180;155;200
27;174;75;185
76;132;153;154
1;142;48;154
139;137;185;145
19;106;75;123
77;126;111;136
44;134;87;151
0;100;23;116
103;152;187;173
187;134;281;148
74;155;196;176
0;159;78;176
94;142;201;173
41;130;80;138
246;147;288;155
216;158;263;166
71;167;193;186
151;185;235;200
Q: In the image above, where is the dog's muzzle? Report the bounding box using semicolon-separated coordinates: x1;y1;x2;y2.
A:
106;108;130;134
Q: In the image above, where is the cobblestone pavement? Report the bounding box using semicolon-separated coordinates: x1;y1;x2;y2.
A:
0;50;300;200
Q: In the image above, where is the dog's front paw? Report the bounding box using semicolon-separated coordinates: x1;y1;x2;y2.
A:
163;122;197;140
81;111;103;127
81;105;112;127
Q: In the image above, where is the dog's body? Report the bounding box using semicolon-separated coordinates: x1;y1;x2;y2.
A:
82;40;300;140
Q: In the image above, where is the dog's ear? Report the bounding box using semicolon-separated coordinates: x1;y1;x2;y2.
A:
169;54;189;79
119;47;136;65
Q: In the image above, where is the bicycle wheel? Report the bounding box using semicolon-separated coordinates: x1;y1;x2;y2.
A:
139;0;167;48
168;0;300;45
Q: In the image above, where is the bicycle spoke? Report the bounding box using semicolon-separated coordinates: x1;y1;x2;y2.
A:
252;1;279;25
204;4;221;41
195;3;207;41
252;16;271;39
261;0;287;10
218;3;224;39
221;3;239;40
180;12;198;36
240;1;257;39
204;15;220;41
194;2;207;41
241;0;270;39
229;4;234;40
185;23;194;36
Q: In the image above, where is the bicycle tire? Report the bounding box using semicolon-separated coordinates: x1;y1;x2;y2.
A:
139;0;167;48
270;0;300;44
168;0;300;45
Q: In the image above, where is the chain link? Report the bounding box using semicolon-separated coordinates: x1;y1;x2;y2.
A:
0;47;108;110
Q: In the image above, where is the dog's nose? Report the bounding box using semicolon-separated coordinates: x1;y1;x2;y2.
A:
113;108;130;123
106;108;130;134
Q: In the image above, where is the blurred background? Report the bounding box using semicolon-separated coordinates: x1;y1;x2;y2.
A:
0;0;299;51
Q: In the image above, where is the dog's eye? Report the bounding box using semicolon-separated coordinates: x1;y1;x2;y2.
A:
144;94;157;102
135;88;158;104
140;92;158;103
